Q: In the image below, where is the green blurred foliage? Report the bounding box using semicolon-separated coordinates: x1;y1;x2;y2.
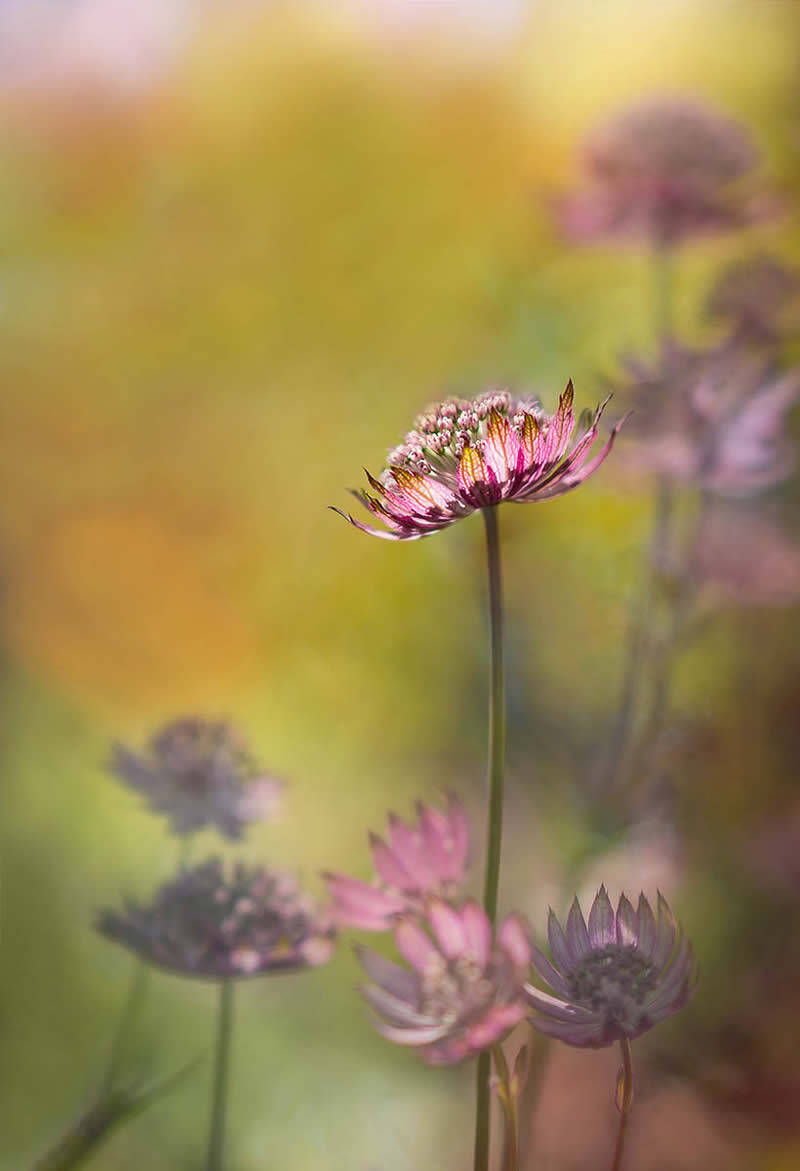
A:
1;2;799;1168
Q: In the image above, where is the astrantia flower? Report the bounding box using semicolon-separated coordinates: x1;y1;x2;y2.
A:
111;717;284;840
323;795;469;930
333;384;623;541
559;96;771;247
706;254;800;346
524;886;695;1048
616;342;800;496
357;899;531;1065
97;859;335;979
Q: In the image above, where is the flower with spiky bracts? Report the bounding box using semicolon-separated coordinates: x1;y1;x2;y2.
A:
97;859;335;979
706;254;800;346
615;341;800;496
323;796;469;931
523;886;695;1048
332;384;624;541
111;717;284;840
559;95;773;247
357;899;531;1065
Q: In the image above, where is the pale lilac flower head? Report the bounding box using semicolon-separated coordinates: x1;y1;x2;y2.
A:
333;384;624;541
616;342;800;496
524;886;695;1048
97;859;335;980
559;96;771;247
358;899;532;1065
111;717;284;840
706;254;800;346
323;795;469;931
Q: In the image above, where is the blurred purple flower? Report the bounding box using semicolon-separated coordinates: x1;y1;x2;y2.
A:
323;795;469;930
524;886;695;1048
615;342;800;496
690;505;800;607
558;96;774;248
111;717;284;840
357;899;531;1065
706;254;800;346
97;859;335;980
333;384;624;540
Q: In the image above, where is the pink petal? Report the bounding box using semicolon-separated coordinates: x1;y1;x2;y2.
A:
466;1004;525;1051
387;814;437;889
395;919;440;973
460;901;492;968
369;833;416;890
427;899;468;960
498;914;532;969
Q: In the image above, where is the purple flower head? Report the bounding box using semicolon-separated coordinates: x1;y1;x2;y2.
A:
616;342;800;496
97;859;335;980
706;254;800;346
323;795;470;931
333;384;624;541
524;886;696;1049
559;96;772;248
357;899;532;1065
111;717;284;840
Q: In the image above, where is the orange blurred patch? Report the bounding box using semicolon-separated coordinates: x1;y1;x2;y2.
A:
3;505;259;713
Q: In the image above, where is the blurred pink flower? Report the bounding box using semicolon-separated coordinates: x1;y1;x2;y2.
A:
357;899;531;1065
524;886;695;1048
333;384;624;541
558;96;774;248
323;795;469;930
691;506;800;607
705;254;800;346
98;859;335;980
615;342;800;496
111;717;284;840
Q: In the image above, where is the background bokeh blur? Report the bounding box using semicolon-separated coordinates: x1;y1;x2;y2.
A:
1;1;799;1168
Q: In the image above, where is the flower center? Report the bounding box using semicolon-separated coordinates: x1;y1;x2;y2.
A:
420;953;495;1026
569;946;658;1027
386;391;543;480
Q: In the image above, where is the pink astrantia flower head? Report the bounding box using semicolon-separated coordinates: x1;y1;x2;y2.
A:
616;342;800;496
323;795;469;931
97;859;335;980
111;717;284;840
524;886;696;1049
333;384;624;541
558;95;772;248
357;899;532;1065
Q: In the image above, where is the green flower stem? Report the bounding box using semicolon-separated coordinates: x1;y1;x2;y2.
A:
207;980;235;1171
474;505;507;1171
102;961;149;1094
610;1038;634;1171
492;1045;519;1171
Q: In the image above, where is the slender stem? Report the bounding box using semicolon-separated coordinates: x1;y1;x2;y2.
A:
102;961;149;1094
481;506;506;926
492;1045;519;1171
654;240;673;342
610;1038;634;1171
622;489;711;791
206;980;235;1171
474;506;507;1171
